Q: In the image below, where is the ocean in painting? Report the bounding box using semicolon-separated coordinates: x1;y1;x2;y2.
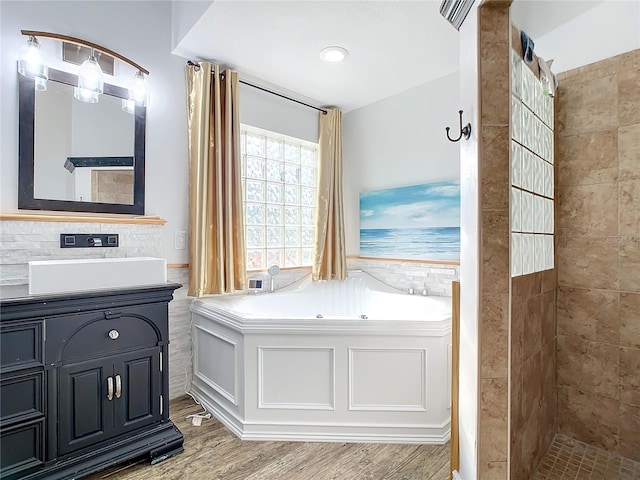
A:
359;180;460;261
360;227;460;261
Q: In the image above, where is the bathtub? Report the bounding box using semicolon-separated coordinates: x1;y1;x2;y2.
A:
190;271;452;444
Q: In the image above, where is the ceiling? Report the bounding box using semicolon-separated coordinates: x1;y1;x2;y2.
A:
510;0;603;38
173;0;460;112
173;0;621;113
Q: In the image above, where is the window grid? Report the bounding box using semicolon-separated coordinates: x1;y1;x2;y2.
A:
241;126;318;270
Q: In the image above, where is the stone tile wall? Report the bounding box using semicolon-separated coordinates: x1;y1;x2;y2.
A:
556;49;640;462
477;2;511;478
0;220;163;285
167;267;191;400
346;258;459;296
510;270;557;479
508;17;558;480
477;3;559;477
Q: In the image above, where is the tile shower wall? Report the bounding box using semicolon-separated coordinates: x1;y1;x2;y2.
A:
478;3;511;477
510;270;557;479
508;18;558;480
556;49;640;462
0;220;192;400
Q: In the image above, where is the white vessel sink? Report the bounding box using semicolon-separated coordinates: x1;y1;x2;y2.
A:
28;257;167;295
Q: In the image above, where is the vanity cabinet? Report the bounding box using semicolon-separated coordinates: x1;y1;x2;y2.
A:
0;284;183;480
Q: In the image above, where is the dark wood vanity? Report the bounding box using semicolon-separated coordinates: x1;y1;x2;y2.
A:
0;283;184;480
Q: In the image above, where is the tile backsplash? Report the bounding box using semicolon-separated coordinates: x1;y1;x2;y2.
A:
347;257;459;296
0;220;163;285
251;258;459;297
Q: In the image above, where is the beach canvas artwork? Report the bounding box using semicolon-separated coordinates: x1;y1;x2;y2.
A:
359;180;460;261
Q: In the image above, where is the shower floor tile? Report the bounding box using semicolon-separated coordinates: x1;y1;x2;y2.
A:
532;435;640;480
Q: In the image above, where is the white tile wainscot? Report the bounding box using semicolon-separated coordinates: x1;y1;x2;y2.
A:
346;257;459;296
0;220;163;285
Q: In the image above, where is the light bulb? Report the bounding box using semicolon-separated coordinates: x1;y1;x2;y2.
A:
18;36;49;88
74;86;99;104
34;77;47;92
122;98;135;114
78;50;104;95
129;71;149;107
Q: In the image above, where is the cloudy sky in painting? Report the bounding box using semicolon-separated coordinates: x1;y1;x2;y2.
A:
360;180;460;230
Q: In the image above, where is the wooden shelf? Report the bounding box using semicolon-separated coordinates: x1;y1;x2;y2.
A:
0;213;167;225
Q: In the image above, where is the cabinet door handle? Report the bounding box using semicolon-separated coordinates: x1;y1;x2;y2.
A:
115;374;122;399
107;376;114;401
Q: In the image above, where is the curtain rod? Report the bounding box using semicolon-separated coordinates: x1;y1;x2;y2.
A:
187;61;328;115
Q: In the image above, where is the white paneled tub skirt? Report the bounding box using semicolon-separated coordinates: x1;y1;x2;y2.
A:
189;271;452;444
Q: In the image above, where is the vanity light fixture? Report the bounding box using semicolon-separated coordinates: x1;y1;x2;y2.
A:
75;48;104;102
121;72;148;113
122;98;135;114
129;70;149;107
74;86;100;104
17;35;48;90
319;46;349;63
18;30;150;107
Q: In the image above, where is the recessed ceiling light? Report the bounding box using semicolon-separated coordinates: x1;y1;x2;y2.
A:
319;46;349;63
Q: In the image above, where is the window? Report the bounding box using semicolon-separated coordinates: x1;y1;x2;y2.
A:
241;125;318;270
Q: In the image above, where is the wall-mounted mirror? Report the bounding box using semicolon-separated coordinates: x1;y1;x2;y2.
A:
18;68;145;214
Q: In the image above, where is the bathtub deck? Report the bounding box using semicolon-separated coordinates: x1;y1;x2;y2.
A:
83;395;451;480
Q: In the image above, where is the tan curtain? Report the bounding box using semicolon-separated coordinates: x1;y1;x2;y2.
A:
186;62;246;296
312;108;347;281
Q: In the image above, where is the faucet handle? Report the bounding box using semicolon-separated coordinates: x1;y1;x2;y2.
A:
268;265;280;276
408;287;415;295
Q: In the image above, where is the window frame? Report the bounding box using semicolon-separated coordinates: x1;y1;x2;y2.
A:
240;124;319;271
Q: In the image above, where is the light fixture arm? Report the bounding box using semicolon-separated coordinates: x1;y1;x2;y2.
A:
21;30;149;75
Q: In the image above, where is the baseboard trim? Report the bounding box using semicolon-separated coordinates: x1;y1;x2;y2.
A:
189;387;451;445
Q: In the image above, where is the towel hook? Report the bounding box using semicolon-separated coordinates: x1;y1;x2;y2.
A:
445;110;472;142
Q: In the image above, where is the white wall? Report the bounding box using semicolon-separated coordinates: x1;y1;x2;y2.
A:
0;1;189;263
342;72;460;255
240;82;319;144
171;0;214;51
457;4;480;479
71;93;134;158
511;0;640;74
34;80;72;200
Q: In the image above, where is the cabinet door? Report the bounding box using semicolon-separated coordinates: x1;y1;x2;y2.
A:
58;348;163;456
58;358;115;455
113;347;162;436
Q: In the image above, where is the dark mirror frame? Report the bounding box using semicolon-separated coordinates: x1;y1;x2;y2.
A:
18;68;146;215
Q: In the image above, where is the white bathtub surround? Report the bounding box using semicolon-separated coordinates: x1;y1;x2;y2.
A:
346;257;459;296
190;271;452;444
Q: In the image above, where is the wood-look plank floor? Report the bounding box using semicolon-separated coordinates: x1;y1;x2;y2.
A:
84;396;450;480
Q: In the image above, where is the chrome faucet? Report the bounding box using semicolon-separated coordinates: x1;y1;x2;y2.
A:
267;265;280;293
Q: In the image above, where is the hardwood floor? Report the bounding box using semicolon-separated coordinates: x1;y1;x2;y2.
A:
84;396;451;480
